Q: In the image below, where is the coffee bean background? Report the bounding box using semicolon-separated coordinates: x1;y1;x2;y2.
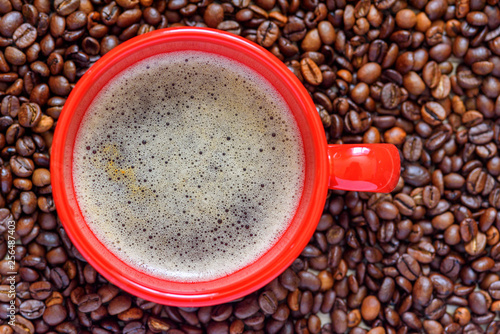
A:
1;0;500;333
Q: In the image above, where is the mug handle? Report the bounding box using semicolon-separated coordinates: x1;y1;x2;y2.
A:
327;144;401;193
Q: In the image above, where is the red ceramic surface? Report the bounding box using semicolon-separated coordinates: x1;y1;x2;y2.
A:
51;27;400;306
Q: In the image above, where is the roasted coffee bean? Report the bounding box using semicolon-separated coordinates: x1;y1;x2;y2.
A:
19;299;45;320
300;57;322;85
78;293;102;313
301;29;321;52
116;9;141;29
394;193;416;216
466;167;494;195
464;231;487;256
384;126;406;145
469;123;494;144
380;83;401;109
331;309;347;333
376;201;399;220
403;136;422;162
54;0;80;16
15;136;35;157
116;0;139;9
402;164;431;187
210;304;232;322
1;95;20;118
234;295;259;319
458;69;482;89
4;46;26;65
107;294;132;316
48;75;71;96
397;254;421;281
50;267;69;290
413;276;433;306
357;63;382;84
408;241;435;263
422;61;441;88
423;185;440;208
283;16;306;42
444;173;465;189
431;75;451;99
424;298;446;320
29;281;52;300
43;304;67;326
404;71;426;95
471;257;494;272
462;110;483;127
18;102;41;127
488;281;500;300
217;20;241;35
97;284;119;303
10;156;34;177
421;102;446;126
318;21;335;45
360;296;380;321
396;53;415;74
460;218;478;242
257;21;279;48
10;315;35;334
12;23;36;49
0;11;23;37
469;291;491;315
345;111;372;134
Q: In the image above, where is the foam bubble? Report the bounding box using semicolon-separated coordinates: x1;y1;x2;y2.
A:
73;52;305;282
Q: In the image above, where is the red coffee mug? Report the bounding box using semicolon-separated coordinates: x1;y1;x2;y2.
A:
51;27;400;306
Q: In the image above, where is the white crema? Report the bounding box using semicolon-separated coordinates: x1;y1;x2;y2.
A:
72;52;305;282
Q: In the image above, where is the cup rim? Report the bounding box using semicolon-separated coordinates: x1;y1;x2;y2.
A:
51;27;329;306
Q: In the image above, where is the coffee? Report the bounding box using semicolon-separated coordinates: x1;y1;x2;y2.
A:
72;52;305;282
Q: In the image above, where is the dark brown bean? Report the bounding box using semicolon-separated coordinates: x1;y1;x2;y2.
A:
54;0;80;16
300;57;322;85
397;254;421;281
4;46;26;65
421;102;446;126
357;63;382;84
12;23;36;48
20;299;45;320
257;21;279;48
413;276;433;306
78;293;102;313
422;61;441;88
0;11;23;37
43;304;67;326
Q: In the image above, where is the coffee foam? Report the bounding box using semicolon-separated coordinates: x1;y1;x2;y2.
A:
72;52;305;282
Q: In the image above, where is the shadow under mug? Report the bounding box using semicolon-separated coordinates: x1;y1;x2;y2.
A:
51;27;401;306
